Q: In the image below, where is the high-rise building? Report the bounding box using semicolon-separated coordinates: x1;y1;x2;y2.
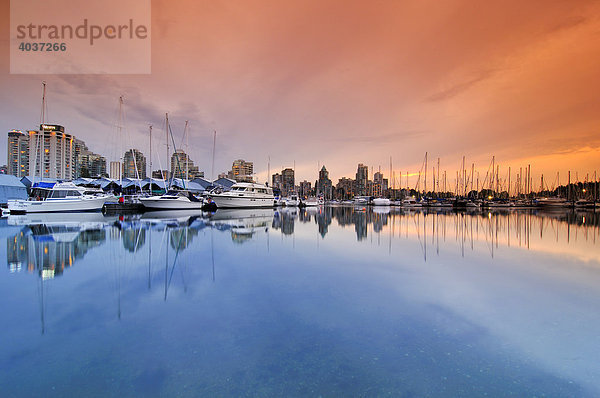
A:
299;180;312;197
281;168;295;195
28;124;75;180
170;149;201;179
122;149;146;179
109;161;121;179
229;159;253;182
336;177;354;200
373;171;384;197
317;165;333;199
7;130;30;177
272;173;282;191
355;163;368;196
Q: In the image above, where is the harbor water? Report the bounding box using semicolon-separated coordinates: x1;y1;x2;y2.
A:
1;207;599;397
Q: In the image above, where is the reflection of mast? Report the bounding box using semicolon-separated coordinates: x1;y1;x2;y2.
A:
211;229;215;282
148;226;152;290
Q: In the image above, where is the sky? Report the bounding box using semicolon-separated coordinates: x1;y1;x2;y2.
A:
0;0;599;189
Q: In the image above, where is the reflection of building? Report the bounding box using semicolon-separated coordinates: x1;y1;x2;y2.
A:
7;130;30;177
7;226;106;278
122;227;146;252
123;148;147;179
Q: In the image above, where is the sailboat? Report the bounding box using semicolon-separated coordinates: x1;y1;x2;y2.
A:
8;83;113;214
139;114;204;211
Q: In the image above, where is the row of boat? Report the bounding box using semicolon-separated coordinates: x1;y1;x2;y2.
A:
5;179;596;215
6;181;277;214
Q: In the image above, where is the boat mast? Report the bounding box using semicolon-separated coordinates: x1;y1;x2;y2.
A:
211;131;216;181
424;152;428;194
184;120;189;180
118;96;123;191
149;125;153;193
165;113;169;181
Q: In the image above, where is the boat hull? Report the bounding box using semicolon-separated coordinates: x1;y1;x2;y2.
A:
7;196;111;214
210;195;275;208
139;196;204;211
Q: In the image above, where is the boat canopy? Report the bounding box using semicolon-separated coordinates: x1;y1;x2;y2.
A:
32;181;57;189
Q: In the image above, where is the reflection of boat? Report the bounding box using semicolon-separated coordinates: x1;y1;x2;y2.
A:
7;211;115;229
372;206;391;214
139;190;204;210
140;209;206;226
8;182;114;214
210;183;275;208
208;209;274;239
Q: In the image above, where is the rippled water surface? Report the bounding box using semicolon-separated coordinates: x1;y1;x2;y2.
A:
1;207;599;397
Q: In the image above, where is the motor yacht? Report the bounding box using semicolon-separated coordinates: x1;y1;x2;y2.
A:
209;182;275;208
372;198;391;206
7;182;114;214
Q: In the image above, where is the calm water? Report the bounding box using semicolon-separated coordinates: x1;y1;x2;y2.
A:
1;207;599;397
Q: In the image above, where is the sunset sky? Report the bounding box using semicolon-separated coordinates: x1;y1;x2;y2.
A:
1;0;599;189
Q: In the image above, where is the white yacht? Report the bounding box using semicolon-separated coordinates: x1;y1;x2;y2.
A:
303;197;324;207
354;196;370;205
139;190;204;211
7;182;114;214
209;182;275;208
401;197;422;208
283;194;300;207
372;198;391;206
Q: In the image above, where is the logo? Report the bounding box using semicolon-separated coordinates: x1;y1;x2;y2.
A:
10;0;151;74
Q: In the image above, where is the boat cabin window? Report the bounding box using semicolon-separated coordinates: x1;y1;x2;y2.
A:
49;190;67;198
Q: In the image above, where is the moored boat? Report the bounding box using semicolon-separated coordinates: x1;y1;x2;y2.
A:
139;190;204;211
7;182;114;214
209;182;275;208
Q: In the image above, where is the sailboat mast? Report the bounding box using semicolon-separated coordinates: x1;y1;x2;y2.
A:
149;125;153;192
184;120;189;180
165;113;169;180
424;152;428;194
211;131;216;181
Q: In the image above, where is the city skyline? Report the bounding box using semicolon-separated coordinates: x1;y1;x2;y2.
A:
0;0;598;186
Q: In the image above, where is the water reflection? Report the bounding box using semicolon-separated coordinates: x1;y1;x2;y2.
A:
1;207;600;396
6;208;600;278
